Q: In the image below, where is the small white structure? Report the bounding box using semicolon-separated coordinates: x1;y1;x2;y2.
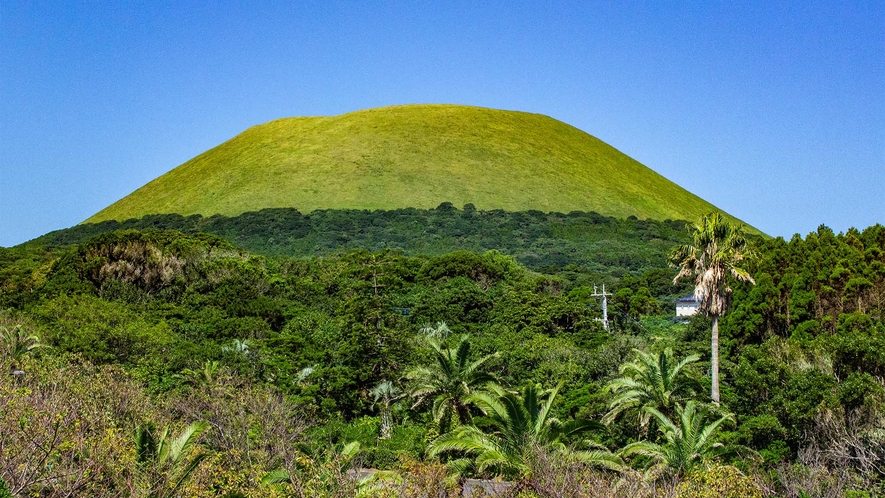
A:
676;295;701;317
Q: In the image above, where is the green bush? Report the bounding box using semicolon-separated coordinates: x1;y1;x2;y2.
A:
0;476;11;498
677;464;763;498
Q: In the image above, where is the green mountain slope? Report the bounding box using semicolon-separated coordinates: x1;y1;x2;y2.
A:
87;104;750;228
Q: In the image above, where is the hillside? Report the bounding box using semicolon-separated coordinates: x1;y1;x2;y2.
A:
87;104;752;229
32;207;696;278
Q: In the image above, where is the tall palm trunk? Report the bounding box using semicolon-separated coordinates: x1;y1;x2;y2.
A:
670;213;754;407
711;315;720;404
379;403;393;440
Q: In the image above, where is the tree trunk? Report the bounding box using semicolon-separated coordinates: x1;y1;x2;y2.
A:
711;315;720;405
380;405;393;440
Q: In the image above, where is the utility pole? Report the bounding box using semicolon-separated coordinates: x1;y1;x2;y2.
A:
591;284;611;331
362;255;389;333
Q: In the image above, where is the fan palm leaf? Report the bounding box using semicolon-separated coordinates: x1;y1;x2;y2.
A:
670;212;755;403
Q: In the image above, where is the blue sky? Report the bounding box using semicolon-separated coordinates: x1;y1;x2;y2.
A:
1;1;883;246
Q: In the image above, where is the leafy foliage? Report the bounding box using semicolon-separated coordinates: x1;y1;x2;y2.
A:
428;383;613;479
619;401;734;475
406;334;501;431
134;420;211;497
603;348;701;428
32;207;696;278
1;220;883;495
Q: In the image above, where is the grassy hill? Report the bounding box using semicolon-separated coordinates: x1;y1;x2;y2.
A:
88;104;751;229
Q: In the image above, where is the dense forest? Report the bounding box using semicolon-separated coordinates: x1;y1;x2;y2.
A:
27;205;692;276
1;212;883;497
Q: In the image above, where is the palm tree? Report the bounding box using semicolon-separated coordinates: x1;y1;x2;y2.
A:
1;326;44;370
222;338;250;355
428;383;617;479
134;420;210;498
370;380;407;439
619;401;733;476
669;212;755;403
603;348;701;430
294;365;316;385
262;442;362;497
178;360;221;387
406;335;500;431
419;321;453;341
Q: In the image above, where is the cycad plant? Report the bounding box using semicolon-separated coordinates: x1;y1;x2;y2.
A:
1;326;43;370
178;360;221;387
419;321;453;341
619;401;733;476
407;335;500;432
603;348;701;430
221;338;250;355
428;383;617;479
134;420;210;498
262;441;362;498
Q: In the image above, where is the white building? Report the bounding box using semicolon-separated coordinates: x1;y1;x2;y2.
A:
675;295;701;317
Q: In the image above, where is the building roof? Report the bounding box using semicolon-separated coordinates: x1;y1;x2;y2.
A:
676;295;701;304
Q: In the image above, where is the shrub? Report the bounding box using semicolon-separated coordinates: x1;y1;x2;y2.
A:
677;464;764;498
0;356;148;496
0;477;11;498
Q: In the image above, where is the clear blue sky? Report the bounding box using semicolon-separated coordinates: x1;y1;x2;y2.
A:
2;1;883;246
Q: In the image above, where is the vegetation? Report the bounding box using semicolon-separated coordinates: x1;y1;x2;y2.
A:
406;334;500;432
428;382;609;479
0;217;882;496
0;324;43;369
619;401;734;475
603;348;701;429
84;105;749;227
261;441;362;497
134;420;211;497
31;206;715;274
670;212;756;403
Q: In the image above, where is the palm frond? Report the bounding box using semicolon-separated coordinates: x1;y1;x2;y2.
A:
165;420;210;465
558;418;605;438
169;452;209;493
571;449;626;472
134;423;157;465
261;468;292;485
340;441;361;460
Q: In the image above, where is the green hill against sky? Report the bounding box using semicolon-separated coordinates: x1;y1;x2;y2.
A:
88;104;749;228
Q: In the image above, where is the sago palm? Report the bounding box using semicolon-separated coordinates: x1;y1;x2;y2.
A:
262;441;362;497
603;348;701;429
419;321;453;341
669;212;755;403
406;335;500;431
428;383;616;479
134;420;210;498
619;400;733;476
178;360;221;387
1;326;44;369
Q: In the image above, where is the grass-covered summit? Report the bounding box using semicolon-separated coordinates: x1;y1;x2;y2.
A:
88;104;744;226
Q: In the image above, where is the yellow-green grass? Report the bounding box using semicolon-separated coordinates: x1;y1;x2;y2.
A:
88;104;754;231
